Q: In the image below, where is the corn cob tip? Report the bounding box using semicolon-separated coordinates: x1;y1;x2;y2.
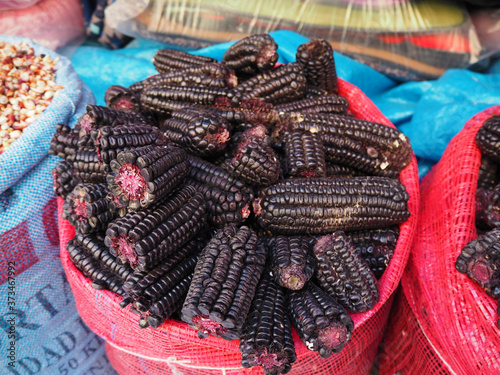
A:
115;163;147;201
236;124;268;144
77;114;92;136
253;349;289;374
111;236;138;268
258;43;279;68
190;314;229;339
276;264;308;290
316;321;350;358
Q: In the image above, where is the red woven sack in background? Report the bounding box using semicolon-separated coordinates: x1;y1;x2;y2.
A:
379;105;500;375
58;78;419;375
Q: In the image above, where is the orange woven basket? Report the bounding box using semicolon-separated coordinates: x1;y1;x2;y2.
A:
379;105;500;375
59;78;419;375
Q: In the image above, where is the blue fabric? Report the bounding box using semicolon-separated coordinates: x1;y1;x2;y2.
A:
0;36;116;375
70;30;500;178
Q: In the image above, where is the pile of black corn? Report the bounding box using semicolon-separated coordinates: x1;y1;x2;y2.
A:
456;115;500;328
51;34;412;375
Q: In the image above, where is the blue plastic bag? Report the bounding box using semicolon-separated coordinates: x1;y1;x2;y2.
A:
0;36;116;375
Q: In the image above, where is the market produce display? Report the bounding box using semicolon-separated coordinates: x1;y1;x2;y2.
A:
456;114;500;326
0;41;63;154
52;34;415;374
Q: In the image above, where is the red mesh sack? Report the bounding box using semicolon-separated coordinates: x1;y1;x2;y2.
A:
58;78;419;375
379;105;500;375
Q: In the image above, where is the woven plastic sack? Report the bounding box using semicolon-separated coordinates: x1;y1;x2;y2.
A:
58;76;419;375
104;0;481;81
379;105;500;375
0;0;85;51
0;36;117;375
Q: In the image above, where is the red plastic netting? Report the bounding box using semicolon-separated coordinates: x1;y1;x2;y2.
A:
58;78;419;375
379;105;500;375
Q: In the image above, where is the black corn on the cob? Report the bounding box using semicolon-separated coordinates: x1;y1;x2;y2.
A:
74;233;134;282
147;272;194;329
67;238;127;296
313;232;379;313
123;234;207;300
62;183;115;234
181;226;266;340
288;282;354;358
476;187;492;231
476;115;500;163
91;124;167;172
325;163;360;177
140;86;230;115
456;228;500;299
136;252;199;314
105;185;207;271
254;177;410;235
152;49;217;73
52;161;81;200
73;147;107;183
186;155;254;227
161;107;231;157
104;85;141;112
239;271;296;375
77;104;148;138
276;113;412;178
202;97;275;128
313;231;379;313
477;156;500;190
222;126;280;187
129;80;146;94
49;123;80;162
486;184;500;229
141;64;238;90
107;145;190;210
275;95;348;117
268;235;315;290
296;39;338;95
222;34;279;75
229;63;307;105
347;227;399;279
283;130;326;178
305;85;328;98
